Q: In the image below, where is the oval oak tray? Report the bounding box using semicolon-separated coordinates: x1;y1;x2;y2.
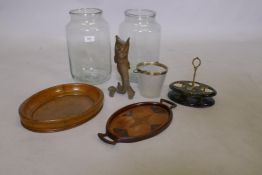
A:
98;99;176;145
19;83;104;132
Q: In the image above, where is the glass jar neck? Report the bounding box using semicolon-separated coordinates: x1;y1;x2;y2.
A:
69;8;103;20
124;9;156;22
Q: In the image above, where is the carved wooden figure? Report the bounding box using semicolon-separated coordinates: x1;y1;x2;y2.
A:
108;36;135;99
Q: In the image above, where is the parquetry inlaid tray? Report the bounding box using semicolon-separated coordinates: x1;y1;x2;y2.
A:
98;99;176;144
19;83;103;132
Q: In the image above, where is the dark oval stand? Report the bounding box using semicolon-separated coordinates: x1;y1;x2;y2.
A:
168;57;217;108
168;81;217;108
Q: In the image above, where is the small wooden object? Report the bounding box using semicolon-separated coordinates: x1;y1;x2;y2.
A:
108;35;135;99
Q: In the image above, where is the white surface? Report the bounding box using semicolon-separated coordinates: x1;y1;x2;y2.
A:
1;0;262;175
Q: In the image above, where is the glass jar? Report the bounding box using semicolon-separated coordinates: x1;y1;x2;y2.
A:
66;8;111;84
119;9;161;82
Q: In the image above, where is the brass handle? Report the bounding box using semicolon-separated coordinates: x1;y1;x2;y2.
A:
98;133;117;145
192;57;201;87
160;99;177;109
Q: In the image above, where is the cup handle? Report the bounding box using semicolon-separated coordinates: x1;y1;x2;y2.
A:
160;99;177;109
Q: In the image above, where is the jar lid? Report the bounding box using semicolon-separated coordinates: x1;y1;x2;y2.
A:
134;61;168;76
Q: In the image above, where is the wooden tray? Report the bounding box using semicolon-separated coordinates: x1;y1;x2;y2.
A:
98;99;176;144
19;83;103;132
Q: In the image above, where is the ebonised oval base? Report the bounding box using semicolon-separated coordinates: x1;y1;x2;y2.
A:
168;90;215;108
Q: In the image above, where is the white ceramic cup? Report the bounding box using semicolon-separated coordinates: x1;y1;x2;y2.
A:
134;61;168;98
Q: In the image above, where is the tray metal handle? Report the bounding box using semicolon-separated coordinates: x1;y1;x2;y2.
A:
98;133;117;145
160;99;177;109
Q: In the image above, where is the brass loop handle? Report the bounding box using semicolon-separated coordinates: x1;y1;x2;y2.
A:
192;57;201;69
192;57;201;87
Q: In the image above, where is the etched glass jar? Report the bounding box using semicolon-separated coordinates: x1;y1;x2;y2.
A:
119;9;161;82
66;8;111;84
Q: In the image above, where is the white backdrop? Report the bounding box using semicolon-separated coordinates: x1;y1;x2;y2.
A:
1;0;262;41
1;1;262;175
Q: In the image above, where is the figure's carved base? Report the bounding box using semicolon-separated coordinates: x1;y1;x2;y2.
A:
108;84;135;99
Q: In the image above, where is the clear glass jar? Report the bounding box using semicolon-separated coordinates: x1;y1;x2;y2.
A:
66;8;111;84
119;9;161;82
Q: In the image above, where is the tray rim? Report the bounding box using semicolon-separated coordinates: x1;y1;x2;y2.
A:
19;83;104;132
100;99;175;144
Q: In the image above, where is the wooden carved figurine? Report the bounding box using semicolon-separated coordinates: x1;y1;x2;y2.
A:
108;36;135;99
